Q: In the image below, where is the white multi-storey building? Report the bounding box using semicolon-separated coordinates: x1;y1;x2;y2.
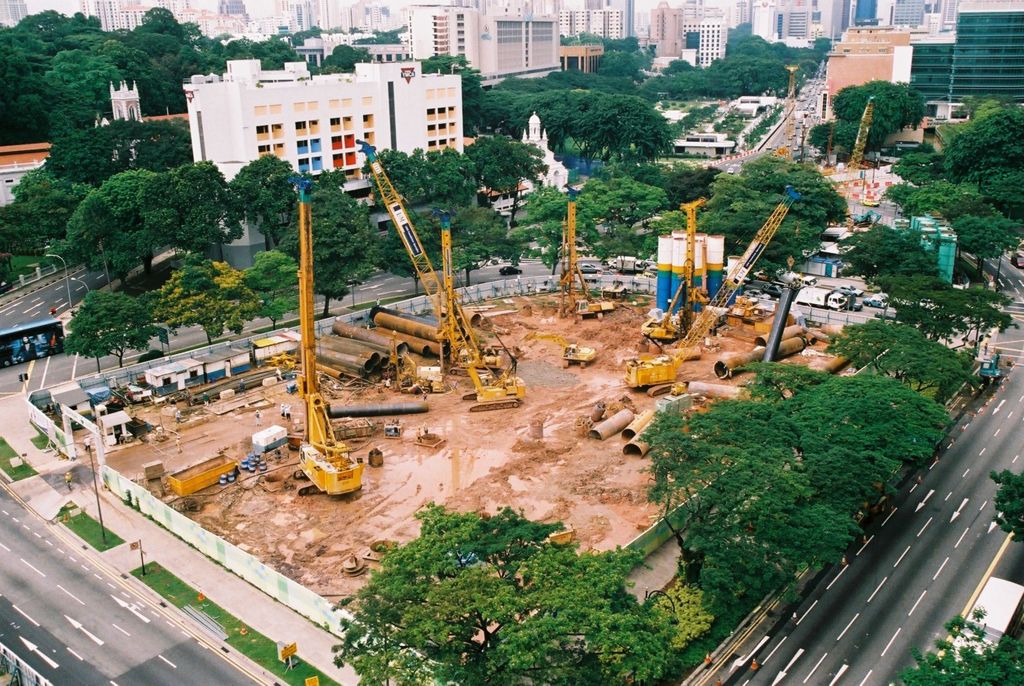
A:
650;1;727;66
408;6;560;85
0;0;28;27
558;8;625;38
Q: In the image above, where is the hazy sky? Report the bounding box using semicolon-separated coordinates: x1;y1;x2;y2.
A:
25;0;667;22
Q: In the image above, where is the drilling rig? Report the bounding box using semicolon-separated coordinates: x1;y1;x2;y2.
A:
641;198;706;343
291;178;364;496
846;96;875;172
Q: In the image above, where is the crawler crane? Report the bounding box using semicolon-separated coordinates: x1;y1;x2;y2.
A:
641;198;706;343
291;178;364;495
625;186;801;394
359;142;525;411
559;187;615;319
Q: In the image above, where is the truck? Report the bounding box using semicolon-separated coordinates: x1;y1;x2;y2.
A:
795;286;848;311
608;256;647;274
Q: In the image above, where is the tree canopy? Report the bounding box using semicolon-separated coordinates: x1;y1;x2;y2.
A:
466;135;546;226
334;504;677;685
900;614;1024;685
877;275;1011;343
64;290;158;368
991;469;1024;539
841;224;937;280
243;250;298;327
809;81;924;156
944;106;1024;189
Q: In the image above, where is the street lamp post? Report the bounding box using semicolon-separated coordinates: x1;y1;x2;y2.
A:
84;442;108;545
45;254;72;315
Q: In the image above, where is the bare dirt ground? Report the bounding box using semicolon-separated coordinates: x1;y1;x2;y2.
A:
105;294;842;598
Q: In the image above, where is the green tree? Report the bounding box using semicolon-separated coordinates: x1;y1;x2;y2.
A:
320;45;370;74
953;215;1020;277
228;155;297;248
513;186;586;274
899;614;1024;685
0;33;52;144
142;162;240;254
878;276;1011;343
662;165;720;207
279;173;379;316
150;254;261;343
44;49;121;131
449;206;518;285
0;170;87;254
829;321;975;402
64;291;158;370
423;148;478;208
991;469;1024;539
244;250;298;328
892;149;946;186
944;106;1024;189
841;224;937;280
984;170;1024;219
466;136;546;227
829;81;925;152
334;504;676;686
885;180;995;221
580;176;669;258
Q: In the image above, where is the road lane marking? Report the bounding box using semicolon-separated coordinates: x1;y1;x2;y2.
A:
11;516;18;522
1009;413;1015;419
836;613;859;641
22;302;43;314
858;670;873;686
894;545;911;568
915;489;934;512
773;648;806;685
944;491;952;501
803;652;827;683
910;483;918;493
955;527;970;548
21;558;45;577
917;516;933;537
112;623;130;636
797;600;818;625
37;355;51;389
158;655;177;669
963;468;971;477
21;524;29;530
881;508;897;527
1015;455;1020;464
70;353;79;380
20;637;57;669
68;555;76;562
881;627;901;656
65;615;104;645
93;574;102;580
763;636;787;664
2;509;7;515
994;429;1001;437
58;584;86;606
867;576;888;603
980;500;988;511
80;564;89;571
856;535;873;555
994;399;1006;414
933;556;950;580
67;647;84;661
13;604;40;626
110;594;150;623
32;532;41;538
0;541;9;552
909;590;927;616
828;665;849;686
826;565;847;590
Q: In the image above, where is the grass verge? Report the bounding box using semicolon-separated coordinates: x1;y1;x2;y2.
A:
58;504;125;551
132;563;340;686
0;437;37;481
30;430;50;450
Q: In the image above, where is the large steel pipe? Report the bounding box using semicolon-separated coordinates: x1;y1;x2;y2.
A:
378;330;441;357
329;402;429;418
371;310;440;342
316;349;374;374
754;325;805;348
373;305;482;328
761;286;798;361
804;328;832;344
823;355;851;374
318;336;382;368
588;409;635;440
621;410;655;440
714;346;766;379
331;321;407;356
623;437;651;457
774;336;807;360
685;381;748;399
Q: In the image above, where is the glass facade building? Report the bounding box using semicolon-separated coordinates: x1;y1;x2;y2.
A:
910;37;955;101
951;1;1024;102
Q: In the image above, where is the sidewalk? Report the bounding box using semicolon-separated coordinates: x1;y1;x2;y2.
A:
0;395;359;685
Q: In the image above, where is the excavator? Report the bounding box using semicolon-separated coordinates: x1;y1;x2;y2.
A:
641;198;706;343
291;178;364;496
359;141;525;411
525;332;598;367
559;187;615;319
625;186;801;395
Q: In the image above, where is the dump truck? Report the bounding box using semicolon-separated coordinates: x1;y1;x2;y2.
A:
794;287;848;311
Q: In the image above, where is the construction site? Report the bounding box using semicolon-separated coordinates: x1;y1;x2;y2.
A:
98;147;851;599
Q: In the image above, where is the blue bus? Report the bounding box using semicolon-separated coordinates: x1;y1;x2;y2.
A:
0;318;64;367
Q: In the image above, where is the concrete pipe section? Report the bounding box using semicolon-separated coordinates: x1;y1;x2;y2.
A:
685;381;749;399
623;437;651;457
621;410;655;440
588;409;635;440
329;402;429;418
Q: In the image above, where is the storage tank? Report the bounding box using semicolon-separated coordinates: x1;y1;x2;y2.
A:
706;235;725;298
671;233;687;314
656;234;673;312
693;234;706;312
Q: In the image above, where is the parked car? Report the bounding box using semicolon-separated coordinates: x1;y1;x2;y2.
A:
863;293;888;308
498;265;522;276
579;264;601;274
835;284;864;297
760;283;784;299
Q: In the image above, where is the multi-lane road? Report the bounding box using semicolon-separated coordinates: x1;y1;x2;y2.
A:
0;486;258;685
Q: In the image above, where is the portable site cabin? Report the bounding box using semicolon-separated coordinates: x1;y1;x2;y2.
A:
144;359;204;396
97;410;132;446
251;331;300;364
194;350;234;383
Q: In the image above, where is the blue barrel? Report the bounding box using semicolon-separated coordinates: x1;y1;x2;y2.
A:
219;474;228;485
227;473;236;483
258;463;268;473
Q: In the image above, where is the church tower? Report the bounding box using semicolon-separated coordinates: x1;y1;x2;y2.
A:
110;81;142;122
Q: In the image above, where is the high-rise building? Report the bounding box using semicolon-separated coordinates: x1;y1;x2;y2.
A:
854;0;878;22
778;0;812;36
649;2;726;65
892;0;926;23
217;0;245;14
0;0;28;26
558;8;625;38
909;33;955;102
608;0;635;35
752;0;778;37
824;27;912;116
940;0;959;26
949;0;1024;101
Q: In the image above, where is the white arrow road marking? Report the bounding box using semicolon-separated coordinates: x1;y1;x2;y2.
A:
829;664;849;686
65;615;104;645
772;648;805;686
951;498;969;523
915;489;935;512
111;594;150;623
20;637;59;669
990;521;1000;534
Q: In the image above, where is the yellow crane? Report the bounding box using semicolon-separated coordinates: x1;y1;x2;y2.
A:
776;65;800;159
559;187;615;319
291;177;364;496
847;96;875;172
359;142;525;411
625;186;801;394
525;332;598;367
641;198;706;343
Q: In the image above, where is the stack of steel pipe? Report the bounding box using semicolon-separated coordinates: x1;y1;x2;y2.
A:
369;307;443;358
588;409;635;440
754;325;806;348
319;335;382;368
332;321;409;357
714;337;806;379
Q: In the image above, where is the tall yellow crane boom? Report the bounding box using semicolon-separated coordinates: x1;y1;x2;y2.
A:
625;186;801;392
777;65;799;159
641;198;706;343
359;142;525;411
292;177;363;496
847;96;874;172
559;187;589;317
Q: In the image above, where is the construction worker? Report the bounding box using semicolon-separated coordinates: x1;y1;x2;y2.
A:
64;471;73;491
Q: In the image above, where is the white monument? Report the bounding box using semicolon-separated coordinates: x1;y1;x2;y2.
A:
522;112;568;190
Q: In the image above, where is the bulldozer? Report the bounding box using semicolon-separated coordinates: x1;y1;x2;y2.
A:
525;332;598;367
